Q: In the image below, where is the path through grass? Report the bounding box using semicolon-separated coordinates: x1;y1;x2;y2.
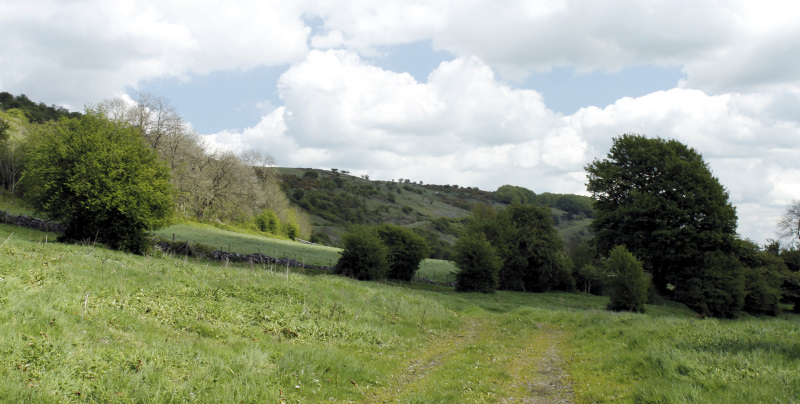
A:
2;222;799;403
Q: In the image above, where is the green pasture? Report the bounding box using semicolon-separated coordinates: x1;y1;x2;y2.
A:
1;222;799;403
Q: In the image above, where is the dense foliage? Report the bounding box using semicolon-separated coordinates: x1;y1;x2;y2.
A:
334;225;389;280
453;232;501;293
586;134;740;316
464;203;575;292
24;110;174;252
0;92;81;123
494;184;536;204
376;224;430;281
605;245;650;312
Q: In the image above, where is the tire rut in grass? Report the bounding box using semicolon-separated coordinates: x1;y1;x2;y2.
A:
505;325;574;404
362;318;484;403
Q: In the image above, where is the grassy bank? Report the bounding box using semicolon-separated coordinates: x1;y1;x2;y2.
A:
1;223;798;403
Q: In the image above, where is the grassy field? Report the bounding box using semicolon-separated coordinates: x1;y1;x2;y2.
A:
2;222;799;403
154;221;458;281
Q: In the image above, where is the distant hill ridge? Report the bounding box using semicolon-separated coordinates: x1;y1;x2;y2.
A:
275;167;594;258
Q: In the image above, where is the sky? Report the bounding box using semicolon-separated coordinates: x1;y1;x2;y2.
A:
1;0;799;244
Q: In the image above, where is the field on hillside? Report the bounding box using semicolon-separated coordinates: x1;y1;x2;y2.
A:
2;223;799;403
154;222;459;282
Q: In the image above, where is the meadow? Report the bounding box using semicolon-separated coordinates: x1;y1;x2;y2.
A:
1;222;799;403
153;221;458;282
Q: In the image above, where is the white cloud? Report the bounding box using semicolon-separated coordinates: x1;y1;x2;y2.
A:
3;0;800;244
0;0;309;109
209;51;799;243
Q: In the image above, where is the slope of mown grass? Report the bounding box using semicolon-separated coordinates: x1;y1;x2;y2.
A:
2;222;799;403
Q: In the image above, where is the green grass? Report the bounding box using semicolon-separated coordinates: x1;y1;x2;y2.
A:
2;222;799;403
416;259;458;283
152;222;342;267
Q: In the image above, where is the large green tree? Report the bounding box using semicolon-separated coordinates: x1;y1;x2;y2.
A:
465;203;574;292
453;232;501;293
24;109;174;253
586;134;738;296
376;224;430;281
334;225;389;281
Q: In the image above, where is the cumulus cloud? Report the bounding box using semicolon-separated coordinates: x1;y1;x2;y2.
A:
207;50;587;189
0;0;309;109
206;50;799;243
3;0;799;244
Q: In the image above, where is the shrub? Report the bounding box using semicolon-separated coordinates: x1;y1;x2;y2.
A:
605;245;649;313
453;233;502;293
675;251;745;318
376;224;430;281
255;209;280;234
24;109;173;253
334;225;389;281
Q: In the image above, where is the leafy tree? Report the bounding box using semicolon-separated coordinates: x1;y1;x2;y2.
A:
494;184;536;204
735;239;786;316
777;200;800;247
24;109;174;253
605;246;650;313
464;203;574;292
586;134;738;311
376;224;430;281
676;251;745;318
779;247;800;313
255;209;280;234
453;233;501;293
0;117;9;142
334;225;389;280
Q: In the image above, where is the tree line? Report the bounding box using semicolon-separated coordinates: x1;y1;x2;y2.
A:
332;133;800;318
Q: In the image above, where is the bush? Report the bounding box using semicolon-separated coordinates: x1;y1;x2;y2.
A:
453;233;502;293
675;251;745;318
24;109;173;253
284;222;300;240
376;224;430;281
605;246;649;313
334;225;389;281
255;209;280;234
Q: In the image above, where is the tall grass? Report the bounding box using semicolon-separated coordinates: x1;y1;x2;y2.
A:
1;223;799;403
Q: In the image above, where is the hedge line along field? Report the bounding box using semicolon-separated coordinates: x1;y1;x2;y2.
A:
1;222;799;403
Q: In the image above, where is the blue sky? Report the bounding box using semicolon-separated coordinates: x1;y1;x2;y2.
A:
137;41;686;134
2;0;800;243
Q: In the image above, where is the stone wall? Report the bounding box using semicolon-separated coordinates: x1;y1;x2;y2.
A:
0;210;65;233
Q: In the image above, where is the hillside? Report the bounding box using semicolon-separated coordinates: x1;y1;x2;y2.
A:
1;223;798;403
276;167;595;256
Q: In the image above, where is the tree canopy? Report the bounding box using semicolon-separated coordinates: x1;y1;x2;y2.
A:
376;224;430;282
586;134;738;292
464;203;574;292
24;109;174;253
334;225;389;281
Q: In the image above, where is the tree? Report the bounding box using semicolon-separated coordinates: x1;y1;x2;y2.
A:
586;134;738;304
675;251;745;318
777;200;800;247
334;225;389;281
735;239;785;316
453;233;501;293
605;246;650;313
467;204;574;292
376;224;430;281
24;109;174;253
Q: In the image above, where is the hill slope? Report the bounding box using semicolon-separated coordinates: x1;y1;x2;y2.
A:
276;167;595;256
